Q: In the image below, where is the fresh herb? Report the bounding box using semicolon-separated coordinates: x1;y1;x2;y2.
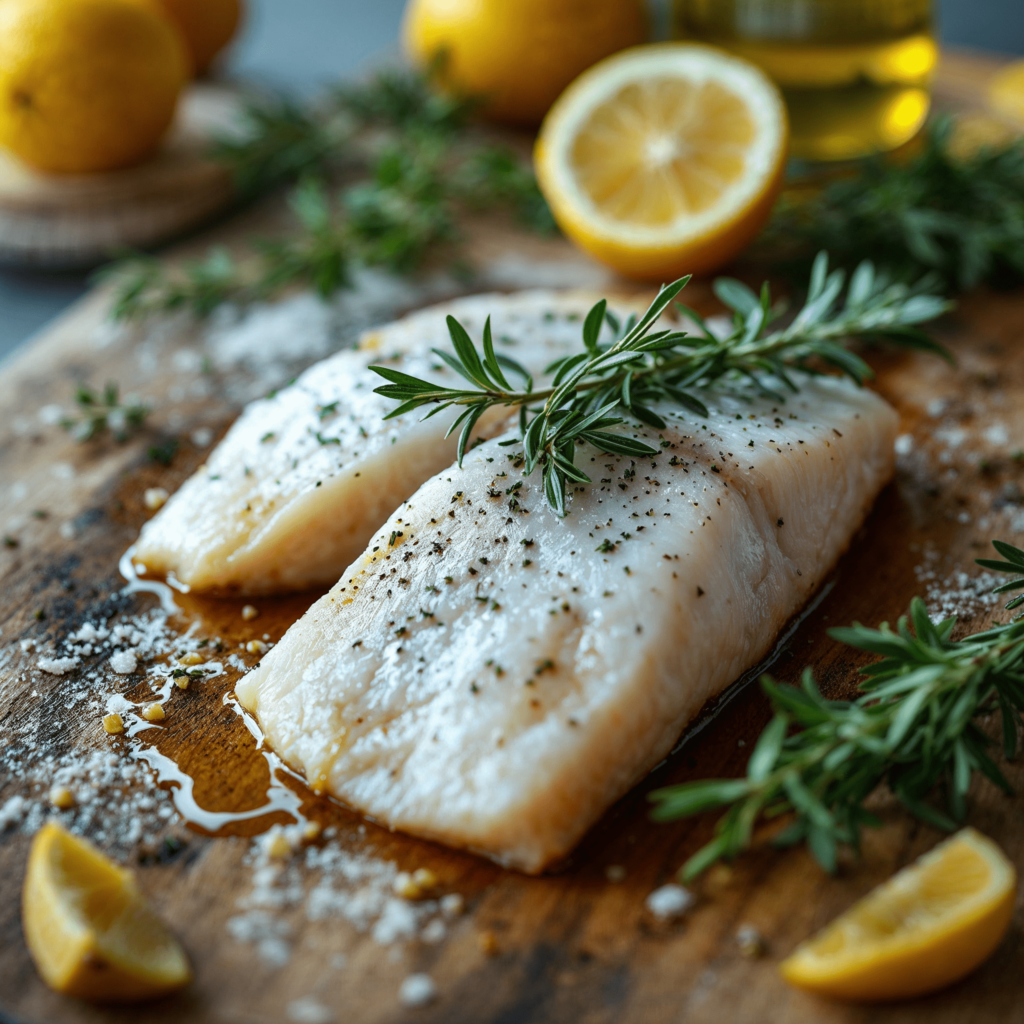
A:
370;253;951;515
210;94;346;200
147;439;179;466
104;67;552;321
61;382;149;442
650;540;1024;880
766;117;1024;290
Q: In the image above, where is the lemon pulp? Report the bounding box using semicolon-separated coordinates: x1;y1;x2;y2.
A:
22;822;191;1001
535;44;788;280
781;828;1016;1002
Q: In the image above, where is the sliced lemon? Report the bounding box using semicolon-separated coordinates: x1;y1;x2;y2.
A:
535;43;788;280
22;822;191;1001
781;828;1016;1002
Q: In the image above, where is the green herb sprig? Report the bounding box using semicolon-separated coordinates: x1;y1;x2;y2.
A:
650;540;1024;880
767;117;1024;291
105;67;552;321
370;253;951;515
61;382;150;442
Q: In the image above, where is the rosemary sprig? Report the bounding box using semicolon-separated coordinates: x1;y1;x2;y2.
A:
650;540;1024;880
767;117;1024;290
61;382;149;442
104;67;551;321
370;253;951;515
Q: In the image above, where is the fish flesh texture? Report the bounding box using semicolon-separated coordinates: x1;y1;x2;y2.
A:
134;291;624;594
236;374;897;872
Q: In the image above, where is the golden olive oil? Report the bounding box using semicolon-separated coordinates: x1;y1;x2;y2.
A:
674;0;936;161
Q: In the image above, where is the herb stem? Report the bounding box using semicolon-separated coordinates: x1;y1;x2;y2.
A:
649;540;1024;881
372;252;952;515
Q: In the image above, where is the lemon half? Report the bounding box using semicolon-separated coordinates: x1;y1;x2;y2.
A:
535;43;788;280
22;822;191;1001
781;828;1017;1002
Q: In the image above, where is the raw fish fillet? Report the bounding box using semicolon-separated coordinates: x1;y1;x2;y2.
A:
237;374;898;871
134;291;623;594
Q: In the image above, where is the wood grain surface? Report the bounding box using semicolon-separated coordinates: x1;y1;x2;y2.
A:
1;51;1023;1024
0;84;239;269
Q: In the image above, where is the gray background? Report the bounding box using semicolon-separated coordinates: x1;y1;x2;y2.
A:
1;0;1021;363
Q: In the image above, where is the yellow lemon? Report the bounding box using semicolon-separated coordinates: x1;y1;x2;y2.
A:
402;0;648;126
535;44;788;281
150;0;244;76
0;0;188;174
22;821;191;1001
781;828;1016;1002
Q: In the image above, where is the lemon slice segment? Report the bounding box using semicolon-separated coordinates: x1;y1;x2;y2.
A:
22;822;191;1001
781;828;1017;1002
535;43;788;279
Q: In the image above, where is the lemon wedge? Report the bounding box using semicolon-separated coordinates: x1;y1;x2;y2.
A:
22;822;191;1001
535;43;788;280
781;828;1016;1002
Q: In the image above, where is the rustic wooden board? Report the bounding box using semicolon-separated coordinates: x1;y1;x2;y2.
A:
2;51;1024;1024
0;83;239;269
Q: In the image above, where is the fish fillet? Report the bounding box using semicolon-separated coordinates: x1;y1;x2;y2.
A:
134;291;629;594
236;374;898;872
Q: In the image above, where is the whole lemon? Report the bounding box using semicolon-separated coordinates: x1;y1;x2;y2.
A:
402;0;648;126
150;0;243;76
0;0;188;174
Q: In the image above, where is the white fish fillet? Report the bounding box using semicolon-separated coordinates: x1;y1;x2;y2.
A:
237;374;898;872
134;291;627;594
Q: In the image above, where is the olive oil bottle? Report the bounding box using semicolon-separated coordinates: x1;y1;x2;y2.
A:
674;0;936;161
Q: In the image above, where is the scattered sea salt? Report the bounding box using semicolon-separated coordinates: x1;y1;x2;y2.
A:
399;973;437;1008
894;434;914;457
646;884;695;921
0;795;26;830
109;650;138;674
420;918;446;944
287;998;333;1024
439;892;464;919
37;655;80;675
37;404;64;426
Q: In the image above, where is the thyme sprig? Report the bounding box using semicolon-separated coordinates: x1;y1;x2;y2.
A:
61;382;149;442
650;540;1024;880
370;253;951;515
105;67;552;321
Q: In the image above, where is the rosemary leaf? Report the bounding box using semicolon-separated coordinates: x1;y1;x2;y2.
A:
61;382;149;442
102;66;553;322
371;252;952;515
650;540;1024;880
766;117;1024;290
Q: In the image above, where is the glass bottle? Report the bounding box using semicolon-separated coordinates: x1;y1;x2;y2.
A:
674;0;937;161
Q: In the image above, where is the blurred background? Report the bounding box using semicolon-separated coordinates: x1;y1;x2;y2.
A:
0;0;1022;362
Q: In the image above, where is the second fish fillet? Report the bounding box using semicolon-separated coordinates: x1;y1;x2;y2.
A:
133;291;625;594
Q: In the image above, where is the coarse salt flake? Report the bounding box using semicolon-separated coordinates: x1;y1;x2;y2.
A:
38;655;79;675
645;883;695;921
287;998;333;1024
399;973;437;1008
109;650;138;675
144;487;169;511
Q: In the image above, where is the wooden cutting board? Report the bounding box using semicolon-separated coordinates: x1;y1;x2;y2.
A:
0;83;239;269
1;50;1023;1024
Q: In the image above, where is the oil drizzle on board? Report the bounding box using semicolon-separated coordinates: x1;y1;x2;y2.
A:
117;543;847;851
118;544;316;837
